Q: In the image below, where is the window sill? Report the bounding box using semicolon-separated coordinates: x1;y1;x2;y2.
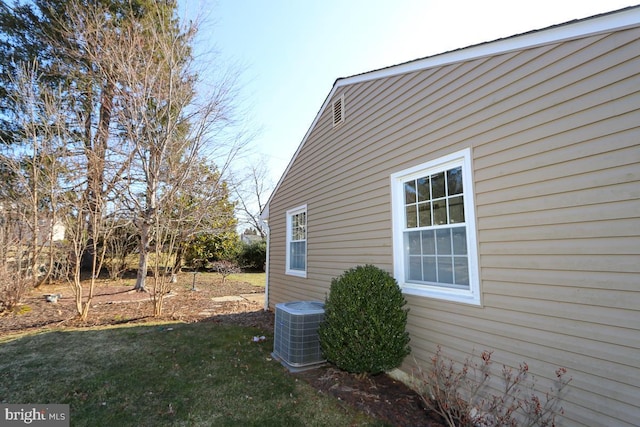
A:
401;282;480;305
285;269;307;278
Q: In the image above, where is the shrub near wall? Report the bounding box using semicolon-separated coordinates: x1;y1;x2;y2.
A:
318;265;411;375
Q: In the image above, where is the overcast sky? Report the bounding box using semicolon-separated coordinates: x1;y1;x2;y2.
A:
180;0;635;190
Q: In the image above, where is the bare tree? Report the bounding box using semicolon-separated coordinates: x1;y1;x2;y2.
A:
144;161;235;315
0;0;160;320
101;2;245;295
0;201;31;312
233;158;273;238
0;62;69;312
53;1;245;316
4;3;136;320
50;0;165;319
103;217;138;280
0;57;120;316
62;190;89;317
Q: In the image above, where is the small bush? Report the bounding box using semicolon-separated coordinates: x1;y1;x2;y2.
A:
209;260;241;284
0;266;30;314
414;346;571;427
237;240;266;271
318;264;410;375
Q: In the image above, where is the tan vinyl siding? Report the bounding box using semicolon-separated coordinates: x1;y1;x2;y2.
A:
266;23;640;426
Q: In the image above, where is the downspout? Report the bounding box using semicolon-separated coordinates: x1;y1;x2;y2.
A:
259;216;270;311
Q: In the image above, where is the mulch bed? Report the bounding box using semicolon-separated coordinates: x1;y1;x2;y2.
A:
0;276;444;426
295;366;443;426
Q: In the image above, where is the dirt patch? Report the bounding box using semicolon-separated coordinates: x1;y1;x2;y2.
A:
0;274;266;334
0;274;443;426
295;366;443;427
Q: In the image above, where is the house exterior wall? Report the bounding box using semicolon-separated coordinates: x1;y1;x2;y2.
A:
266;22;640;426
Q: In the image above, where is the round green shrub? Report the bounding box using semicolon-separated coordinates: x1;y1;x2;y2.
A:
318;264;411;374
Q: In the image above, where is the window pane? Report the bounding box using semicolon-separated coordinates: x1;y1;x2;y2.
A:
454;257;469;286
292;212;306;240
406;231;421;255
292;241;304;258
290;241;306;270
404;180;416;204
437;256;453;284
406;205;417;228
433;199;447;225
431;172;446;198
449;196;465;223
447;166;463;195
421;230;435;255
423;257;437;282
436;228;452;255
418;202;431;227
452;227;467;255
408;256;422;281
417;177;430;201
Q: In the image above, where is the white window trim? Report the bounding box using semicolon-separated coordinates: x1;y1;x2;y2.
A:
390;148;480;305
285;204;307;278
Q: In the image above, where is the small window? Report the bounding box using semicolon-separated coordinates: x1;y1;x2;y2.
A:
391;148;480;304
332;94;345;128
286;205;307;277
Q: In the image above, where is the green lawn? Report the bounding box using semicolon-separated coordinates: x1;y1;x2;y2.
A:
226;272;266;287
0;323;383;426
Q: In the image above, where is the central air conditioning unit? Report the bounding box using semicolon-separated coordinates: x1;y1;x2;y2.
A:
272;301;325;372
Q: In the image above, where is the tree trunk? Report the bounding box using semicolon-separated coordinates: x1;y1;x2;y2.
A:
30;193;39;288
134;250;148;292
39;211;58;287
134;219;150;292
171;244;183;282
73;265;83;316
135;145;158;291
80;276;96;321
153;283;163;316
82;82;113;272
30;136;40;288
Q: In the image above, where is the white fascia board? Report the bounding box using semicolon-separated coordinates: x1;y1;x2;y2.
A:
259;204;269;221
263;6;640;214
336;6;640;87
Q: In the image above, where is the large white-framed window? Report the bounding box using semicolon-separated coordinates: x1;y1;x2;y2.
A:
286;205;307;277
391;148;480;305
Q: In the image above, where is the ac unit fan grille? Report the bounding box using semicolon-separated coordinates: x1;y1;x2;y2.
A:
273;301;325;372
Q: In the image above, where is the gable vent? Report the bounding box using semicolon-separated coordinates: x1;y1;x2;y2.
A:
332;95;345;128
